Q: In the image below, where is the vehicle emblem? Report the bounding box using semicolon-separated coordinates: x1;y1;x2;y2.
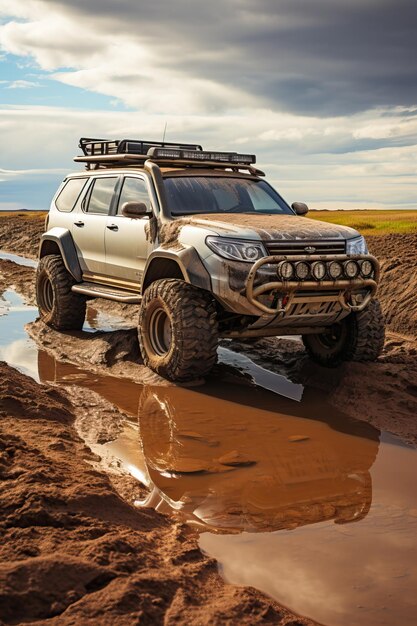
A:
304;246;316;254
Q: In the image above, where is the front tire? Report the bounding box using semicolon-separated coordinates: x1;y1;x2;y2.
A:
138;279;218;382
36;254;86;330
302;299;385;367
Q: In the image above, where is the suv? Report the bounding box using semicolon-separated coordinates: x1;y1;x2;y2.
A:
36;137;385;381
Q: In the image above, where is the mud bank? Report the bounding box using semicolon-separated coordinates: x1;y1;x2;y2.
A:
1;214;417;625
0;212;46;260
0;361;316;625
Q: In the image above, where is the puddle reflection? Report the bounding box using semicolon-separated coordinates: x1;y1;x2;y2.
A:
38;349;379;534
1;284;417;626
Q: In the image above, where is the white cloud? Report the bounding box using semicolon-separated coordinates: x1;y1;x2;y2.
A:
0;1;416;209
6;79;40;88
0;104;416;209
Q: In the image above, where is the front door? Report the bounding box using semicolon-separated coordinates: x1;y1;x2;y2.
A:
104;175;153;288
71;175;120;278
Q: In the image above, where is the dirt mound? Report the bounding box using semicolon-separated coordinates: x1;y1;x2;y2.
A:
0;362;316;625
0;212;46;260
0;259;36;304
368;233;417;336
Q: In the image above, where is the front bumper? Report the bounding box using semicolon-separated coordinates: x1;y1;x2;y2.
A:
245;254;380;315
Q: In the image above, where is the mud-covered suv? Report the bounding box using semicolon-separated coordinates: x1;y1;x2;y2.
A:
36;137;385;381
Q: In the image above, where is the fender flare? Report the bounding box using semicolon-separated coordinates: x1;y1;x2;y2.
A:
39;227;82;282
142;246;211;292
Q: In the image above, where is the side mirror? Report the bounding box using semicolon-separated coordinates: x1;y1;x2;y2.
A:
121;201;149;218
291;202;309;216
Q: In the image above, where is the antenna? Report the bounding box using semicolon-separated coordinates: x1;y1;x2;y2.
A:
162;121;167;144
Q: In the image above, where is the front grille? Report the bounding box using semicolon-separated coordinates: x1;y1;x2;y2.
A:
264;240;346;256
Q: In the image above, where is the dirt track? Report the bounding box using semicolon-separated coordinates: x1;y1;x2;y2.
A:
1;212;417;625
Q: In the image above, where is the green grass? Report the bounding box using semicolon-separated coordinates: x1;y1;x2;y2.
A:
309;210;417;236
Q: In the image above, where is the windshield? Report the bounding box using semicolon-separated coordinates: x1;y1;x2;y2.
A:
163;176;294;216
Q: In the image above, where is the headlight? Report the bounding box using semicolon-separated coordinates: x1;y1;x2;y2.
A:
360;259;373;278
328;261;343;279
206;236;266;262
277;261;294;280
295;261;310;280
344;260;360;278
346;235;368;255
311;261;326;280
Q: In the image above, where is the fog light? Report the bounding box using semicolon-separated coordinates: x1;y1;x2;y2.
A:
277;261;294;280
311;261;326;280
344;260;360;278
295;261;310;280
328;261;343;279
360;259;373;278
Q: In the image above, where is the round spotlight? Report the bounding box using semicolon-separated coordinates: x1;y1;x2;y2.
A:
344;260;360;279
311;261;326;281
277;261;294;280
328;261;343;280
295;261;310;280
360;259;373;278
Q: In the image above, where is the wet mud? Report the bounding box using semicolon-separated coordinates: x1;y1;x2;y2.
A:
1;218;417;625
1;275;417;625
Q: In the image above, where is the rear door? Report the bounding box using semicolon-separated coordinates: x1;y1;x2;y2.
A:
104;175;154;288
71;175;120;278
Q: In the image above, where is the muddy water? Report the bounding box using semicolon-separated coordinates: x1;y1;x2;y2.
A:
1;285;417;626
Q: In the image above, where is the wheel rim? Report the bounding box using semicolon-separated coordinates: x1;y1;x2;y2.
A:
148;307;172;356
39;274;54;312
317;322;346;349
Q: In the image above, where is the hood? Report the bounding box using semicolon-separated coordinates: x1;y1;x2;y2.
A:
186;213;359;241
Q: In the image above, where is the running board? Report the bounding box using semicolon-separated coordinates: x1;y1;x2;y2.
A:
72;282;141;303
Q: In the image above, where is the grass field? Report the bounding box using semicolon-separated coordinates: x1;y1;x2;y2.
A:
0;210;46;219
309;210;417;236
1;209;416;236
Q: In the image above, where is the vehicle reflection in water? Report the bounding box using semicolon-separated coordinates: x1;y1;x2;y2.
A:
18;331;417;626
37;349;379;534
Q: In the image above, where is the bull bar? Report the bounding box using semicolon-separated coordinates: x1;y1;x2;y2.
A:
246;254;380;315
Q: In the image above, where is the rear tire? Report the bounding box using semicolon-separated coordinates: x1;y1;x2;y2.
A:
36;254;86;330
138;279;218;382
302;299;385;367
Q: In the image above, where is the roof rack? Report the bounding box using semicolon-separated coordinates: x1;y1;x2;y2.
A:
79;137;203;157
75;137;262;174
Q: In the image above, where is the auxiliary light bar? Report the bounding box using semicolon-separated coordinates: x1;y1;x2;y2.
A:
147;146;256;165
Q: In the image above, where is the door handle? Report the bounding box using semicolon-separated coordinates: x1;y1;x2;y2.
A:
106;224;118;231
74;221;84;227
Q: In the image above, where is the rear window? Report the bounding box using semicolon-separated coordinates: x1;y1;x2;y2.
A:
55;178;88;212
163;177;293;216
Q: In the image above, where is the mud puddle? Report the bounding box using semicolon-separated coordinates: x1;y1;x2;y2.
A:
1;286;417;626
0;250;38;268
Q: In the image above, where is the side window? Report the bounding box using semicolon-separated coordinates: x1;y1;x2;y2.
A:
55;178;88;213
86;177;119;215
117;177;151;215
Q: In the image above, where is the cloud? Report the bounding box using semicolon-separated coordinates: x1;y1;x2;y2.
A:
0;1;416;210
0;0;416;115
0;104;416;210
6;79;40;88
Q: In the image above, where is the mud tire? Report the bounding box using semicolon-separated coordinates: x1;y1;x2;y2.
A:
302;299;385;367
36;254;86;330
138;279;218;382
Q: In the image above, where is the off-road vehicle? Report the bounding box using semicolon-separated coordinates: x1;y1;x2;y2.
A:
36;137;385;381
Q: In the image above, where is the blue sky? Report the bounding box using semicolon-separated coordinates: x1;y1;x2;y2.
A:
1;0;417;210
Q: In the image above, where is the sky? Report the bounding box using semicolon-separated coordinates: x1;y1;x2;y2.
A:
1;0;417;210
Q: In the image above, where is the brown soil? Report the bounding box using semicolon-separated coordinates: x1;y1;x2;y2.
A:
1;212;417;624
367;234;417;336
0;211;46;260
0;362;314;625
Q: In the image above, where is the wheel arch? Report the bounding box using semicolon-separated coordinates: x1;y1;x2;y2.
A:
142;247;211;293
39;227;82;282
